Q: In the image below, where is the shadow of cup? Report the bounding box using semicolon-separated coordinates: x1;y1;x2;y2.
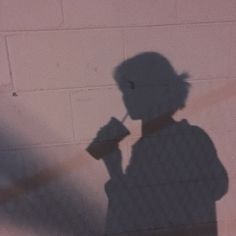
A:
86;117;130;160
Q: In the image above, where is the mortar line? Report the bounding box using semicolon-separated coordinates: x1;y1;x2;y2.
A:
58;0;65;27
14;84;117;94
0;20;236;33
0;140;81;152
10;77;236;95
123;29;128;60
4;36;17;92
0;134;141;152
121;28;127;60
69;91;76;142
0;126;233;152
174;0;179;21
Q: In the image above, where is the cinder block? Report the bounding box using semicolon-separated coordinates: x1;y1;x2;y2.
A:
62;0;177;28
0;91;73;148
0;225;40;236
0;0;62;31
0;144;107;235
217;221;228;236
0;144;83;182
71;87;140;142
7;30;124;90
177;0;236;23
174;79;236;134
174;77;235;197
0;36;12;92
227;220;236;236
217;180;236;223
0;143;108;195
209;131;236;181
124;24;231;80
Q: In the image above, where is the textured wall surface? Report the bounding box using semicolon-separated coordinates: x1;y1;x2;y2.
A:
0;1;235;235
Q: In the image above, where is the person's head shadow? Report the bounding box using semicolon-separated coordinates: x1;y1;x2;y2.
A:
114;52;190;124
102;52;228;235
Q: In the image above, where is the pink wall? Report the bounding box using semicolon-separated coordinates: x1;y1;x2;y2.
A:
0;0;235;235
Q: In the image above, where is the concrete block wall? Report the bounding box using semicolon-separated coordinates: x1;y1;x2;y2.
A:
0;0;235;235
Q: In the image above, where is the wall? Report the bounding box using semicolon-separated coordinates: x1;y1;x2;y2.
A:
0;0;235;235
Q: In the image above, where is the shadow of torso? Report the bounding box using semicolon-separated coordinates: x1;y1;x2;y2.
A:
105;119;228;235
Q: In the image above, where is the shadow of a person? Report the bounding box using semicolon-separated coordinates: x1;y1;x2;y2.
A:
87;52;228;236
